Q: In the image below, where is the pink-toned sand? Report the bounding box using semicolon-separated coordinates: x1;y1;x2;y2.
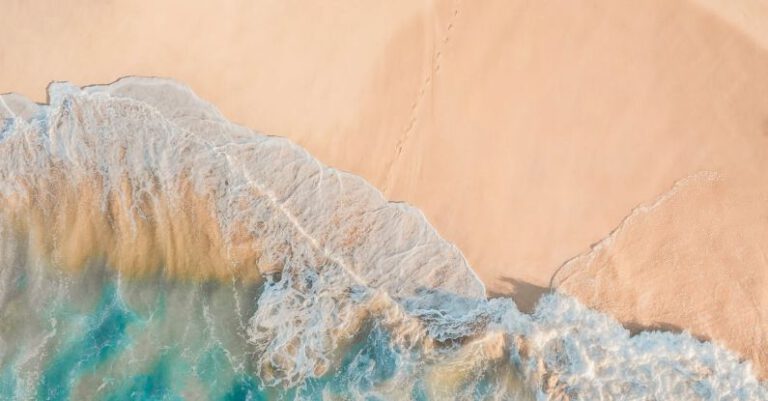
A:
2;0;767;377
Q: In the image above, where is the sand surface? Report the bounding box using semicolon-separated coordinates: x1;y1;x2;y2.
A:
3;0;768;377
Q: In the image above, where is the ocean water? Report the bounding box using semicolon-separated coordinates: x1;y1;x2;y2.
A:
0;77;765;400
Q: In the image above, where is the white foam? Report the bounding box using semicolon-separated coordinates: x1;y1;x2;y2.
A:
0;77;765;400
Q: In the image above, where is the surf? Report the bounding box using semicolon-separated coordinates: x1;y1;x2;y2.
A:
0;77;764;400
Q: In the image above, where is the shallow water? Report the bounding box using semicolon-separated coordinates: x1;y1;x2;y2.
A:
0;78;765;400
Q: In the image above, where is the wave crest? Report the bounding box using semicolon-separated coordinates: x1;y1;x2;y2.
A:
0;78;765;400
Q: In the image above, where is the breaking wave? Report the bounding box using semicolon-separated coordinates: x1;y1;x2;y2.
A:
0;77;764;400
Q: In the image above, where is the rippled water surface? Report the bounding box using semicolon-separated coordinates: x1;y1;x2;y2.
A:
0;78;764;400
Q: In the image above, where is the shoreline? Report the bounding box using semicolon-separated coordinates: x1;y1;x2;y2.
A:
3;0;768;380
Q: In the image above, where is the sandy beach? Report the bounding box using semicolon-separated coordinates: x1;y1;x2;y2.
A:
3;0;768;378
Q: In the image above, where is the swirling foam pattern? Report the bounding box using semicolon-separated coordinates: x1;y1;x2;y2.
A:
0;78;764;400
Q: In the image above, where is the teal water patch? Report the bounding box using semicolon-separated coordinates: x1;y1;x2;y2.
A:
410;382;429;401
221;376;267;401
330;324;401;395
104;358;184;401
38;285;135;401
195;344;259;400
0;363;17;400
195;346;231;388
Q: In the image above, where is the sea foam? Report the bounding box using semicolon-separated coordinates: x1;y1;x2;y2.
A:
0;77;764;400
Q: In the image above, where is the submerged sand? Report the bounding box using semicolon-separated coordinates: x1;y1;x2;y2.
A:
2;0;768;377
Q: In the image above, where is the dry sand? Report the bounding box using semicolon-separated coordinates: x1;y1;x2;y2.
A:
2;0;768;377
